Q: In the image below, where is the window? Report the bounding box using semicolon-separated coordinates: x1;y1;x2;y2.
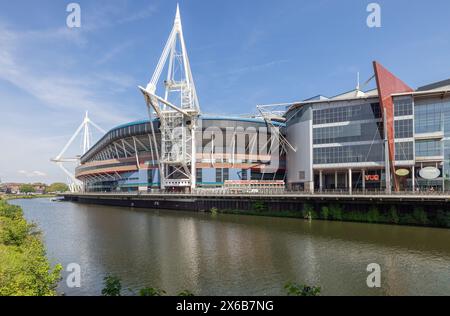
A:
394;119;413;139
415;140;442;157
394;98;413;117
313;103;381;125
313;143;384;165
395;142;414;161
313;122;383;145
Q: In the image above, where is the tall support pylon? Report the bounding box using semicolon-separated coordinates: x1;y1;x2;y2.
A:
51;111;106;192
139;4;200;190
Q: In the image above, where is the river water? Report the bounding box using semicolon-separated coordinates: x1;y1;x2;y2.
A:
10;198;450;296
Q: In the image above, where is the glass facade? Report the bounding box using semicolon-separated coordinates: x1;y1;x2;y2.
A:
314;122;383;145
394;97;413;117
394;119;413;139
313;103;381;125
415;140;442;157
313;101;384;166
395;141;414;161
313;143;384;165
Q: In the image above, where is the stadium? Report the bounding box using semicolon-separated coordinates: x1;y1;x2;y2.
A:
75;116;286;192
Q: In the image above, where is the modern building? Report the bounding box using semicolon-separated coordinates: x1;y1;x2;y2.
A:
285;62;450;193
75;116;286;192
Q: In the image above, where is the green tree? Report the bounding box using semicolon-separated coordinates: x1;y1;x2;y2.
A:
46;183;69;193
19;184;35;194
284;282;321;296
101;275;122;296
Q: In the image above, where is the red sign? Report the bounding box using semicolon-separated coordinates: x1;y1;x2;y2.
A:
365;175;380;182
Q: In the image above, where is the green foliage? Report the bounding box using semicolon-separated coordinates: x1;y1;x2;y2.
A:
19;184;35;194
139;287;166;296
252;201;267;212
46;183;69;193
284;282;321;296
0;200;61;296
412;207;428;225
366;206;380;223
436;209;450;228
177;290;195;296
101;275;122;296
329;204;343;220
387;206;400;224
320;206;329;220
210;207;218;216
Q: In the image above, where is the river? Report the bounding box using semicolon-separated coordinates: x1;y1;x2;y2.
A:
10;198;450;296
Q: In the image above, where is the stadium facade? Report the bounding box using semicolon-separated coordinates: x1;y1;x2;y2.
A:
76;116;286;192
75;61;450;193
73;7;450;194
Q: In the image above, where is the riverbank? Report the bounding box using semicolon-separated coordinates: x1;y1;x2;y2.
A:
220;202;450;228
63;193;450;229
0;199;61;296
0;194;56;201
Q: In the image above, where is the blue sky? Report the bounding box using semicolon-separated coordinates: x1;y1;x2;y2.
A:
0;0;449;183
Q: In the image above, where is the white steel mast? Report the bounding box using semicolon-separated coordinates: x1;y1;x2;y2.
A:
51;111;106;192
139;4;200;190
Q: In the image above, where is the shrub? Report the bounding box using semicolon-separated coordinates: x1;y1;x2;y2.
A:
412;207;428;225
284;282;321;296
101;275;122;296
436;209;450;228
177;290;195;296
387;206;399;224
0;201;61;296
329;204;342;220
367;206;380;223
320;206;329;220
139;287;166;296
252;201;267;212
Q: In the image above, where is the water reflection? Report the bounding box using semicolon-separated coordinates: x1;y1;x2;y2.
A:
11;199;450;296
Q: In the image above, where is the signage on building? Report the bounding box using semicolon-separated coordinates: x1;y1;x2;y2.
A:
395;169;410;177
365;175;380;182
419;167;441;180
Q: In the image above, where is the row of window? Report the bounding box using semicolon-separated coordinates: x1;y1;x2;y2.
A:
313;143;384;165
395;142;414;161
313;103;381;125
313;122;383;145
415;140;443;157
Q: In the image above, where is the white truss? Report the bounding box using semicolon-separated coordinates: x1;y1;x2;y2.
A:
139;4;200;190
51;111;105;192
256;103;296;153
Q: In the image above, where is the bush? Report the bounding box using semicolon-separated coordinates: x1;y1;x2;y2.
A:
320;206;329;220
102;275;122;296
139;287;166;296
412;207;428;225
284;282;321;296
0;201;61;296
387;206;400;224
252;201;267;212
436;209;450;228
329;204;342;220
367;206;380;223
178;290;195;296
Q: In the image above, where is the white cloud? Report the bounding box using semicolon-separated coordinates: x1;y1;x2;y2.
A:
18;170;47;178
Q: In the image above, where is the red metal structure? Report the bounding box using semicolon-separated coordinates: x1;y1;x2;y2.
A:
373;61;414;191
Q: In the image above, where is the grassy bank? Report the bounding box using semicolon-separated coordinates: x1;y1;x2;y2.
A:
0;199;61;296
1;194;56;201
218;202;450;228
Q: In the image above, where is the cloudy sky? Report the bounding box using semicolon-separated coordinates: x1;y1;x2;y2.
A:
0;0;449;184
